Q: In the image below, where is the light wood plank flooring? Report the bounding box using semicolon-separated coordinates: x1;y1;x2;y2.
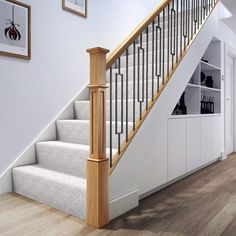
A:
1;154;236;235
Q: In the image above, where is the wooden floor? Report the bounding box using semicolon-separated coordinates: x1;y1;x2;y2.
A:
2;154;236;236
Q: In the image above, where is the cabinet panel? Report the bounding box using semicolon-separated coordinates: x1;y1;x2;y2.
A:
186;118;201;172
213;116;222;159
201;117;213;165
168;119;186;181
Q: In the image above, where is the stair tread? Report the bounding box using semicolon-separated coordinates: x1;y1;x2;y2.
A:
13;165;86;187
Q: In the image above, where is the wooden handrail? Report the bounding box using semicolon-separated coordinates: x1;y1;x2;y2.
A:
106;0;171;69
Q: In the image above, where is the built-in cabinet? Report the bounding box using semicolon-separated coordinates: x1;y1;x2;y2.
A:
167;39;222;182
186;118;201;172
168;119;186;180
168;115;222;181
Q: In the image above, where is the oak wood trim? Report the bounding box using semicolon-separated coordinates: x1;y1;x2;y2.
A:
87;158;109;228
106;0;171;69
87;47;110;228
109;0;219;175
0;0;31;60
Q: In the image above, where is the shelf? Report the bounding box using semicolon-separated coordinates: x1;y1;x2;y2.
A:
201;61;221;72
187;83;201;89
201;86;221;92
172;39;222;117
188;83;221;92
170;114;221;119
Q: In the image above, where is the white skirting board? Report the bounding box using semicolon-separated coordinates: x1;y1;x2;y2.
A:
109;190;139;221
140;158;220;200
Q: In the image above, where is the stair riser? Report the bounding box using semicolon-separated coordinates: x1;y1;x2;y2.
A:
36;143;87;178
12;168;86;219
57;121;133;149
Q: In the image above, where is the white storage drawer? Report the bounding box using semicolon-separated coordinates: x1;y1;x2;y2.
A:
186;118;201;172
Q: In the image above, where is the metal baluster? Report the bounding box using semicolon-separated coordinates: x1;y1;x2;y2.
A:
152;21;155;101
126;49;129;142
115;58;123;154
176;0;179;63
191;0;194;39
183;0;187;50
206;0;208;15
171;1;176;69
146;27;149;110
168;4;170;76
162;9;165;84
137;34;145;120
156;15;162;92
203;0;206;20
180;0;183;56
197;0;200;29
110;67;113;167
133;42;136;131
201;0;203;25
187;0;190;45
194;0;197;34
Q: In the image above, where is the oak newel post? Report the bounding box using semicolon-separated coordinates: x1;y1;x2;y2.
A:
86;47;110;228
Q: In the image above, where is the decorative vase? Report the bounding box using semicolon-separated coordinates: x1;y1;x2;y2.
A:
179;92;187;115
206;76;213;88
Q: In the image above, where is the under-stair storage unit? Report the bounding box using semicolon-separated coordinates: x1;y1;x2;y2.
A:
168;39;222;181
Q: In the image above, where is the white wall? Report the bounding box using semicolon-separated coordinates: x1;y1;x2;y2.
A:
0;0;161;175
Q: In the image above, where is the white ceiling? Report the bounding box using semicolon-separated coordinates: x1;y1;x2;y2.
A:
220;0;236;33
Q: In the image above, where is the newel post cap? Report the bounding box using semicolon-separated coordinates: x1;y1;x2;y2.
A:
86;47;110;54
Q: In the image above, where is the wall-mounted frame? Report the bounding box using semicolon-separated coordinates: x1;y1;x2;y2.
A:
62;0;87;18
0;0;31;60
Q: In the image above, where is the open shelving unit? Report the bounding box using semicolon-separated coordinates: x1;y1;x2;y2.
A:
172;39;222;116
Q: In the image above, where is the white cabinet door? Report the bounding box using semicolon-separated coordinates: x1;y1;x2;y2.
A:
186;118;201;172
213;116;222;159
168;119;186;181
201;117;213;165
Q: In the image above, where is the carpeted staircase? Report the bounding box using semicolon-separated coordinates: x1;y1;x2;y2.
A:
12;17;179;219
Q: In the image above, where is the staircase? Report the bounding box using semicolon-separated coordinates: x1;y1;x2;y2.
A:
11;0;219;229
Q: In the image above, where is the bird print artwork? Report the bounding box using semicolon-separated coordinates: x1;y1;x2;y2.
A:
4;6;21;41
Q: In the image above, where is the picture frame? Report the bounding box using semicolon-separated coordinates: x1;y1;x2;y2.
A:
0;0;31;60
62;0;87;18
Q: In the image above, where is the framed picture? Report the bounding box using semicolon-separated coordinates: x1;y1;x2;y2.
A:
0;0;31;60
62;0;87;18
